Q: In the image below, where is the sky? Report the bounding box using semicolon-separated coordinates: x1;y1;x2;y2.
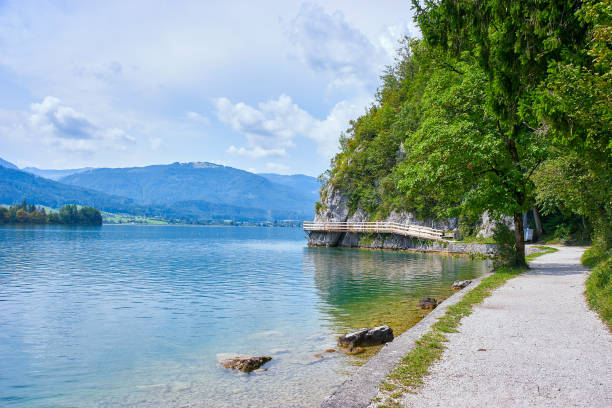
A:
0;0;417;176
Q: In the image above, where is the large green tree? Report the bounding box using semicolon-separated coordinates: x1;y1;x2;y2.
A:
534;0;612;250
412;0;591;264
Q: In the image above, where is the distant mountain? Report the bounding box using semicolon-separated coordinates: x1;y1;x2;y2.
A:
59;162;315;218
258;173;320;201
0;156;18;170
0;166;142;213
22;166;94;180
0;166;310;222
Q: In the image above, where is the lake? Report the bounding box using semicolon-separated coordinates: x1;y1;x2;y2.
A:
0;225;490;407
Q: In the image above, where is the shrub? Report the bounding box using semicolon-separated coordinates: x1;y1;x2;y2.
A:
493;222;520;267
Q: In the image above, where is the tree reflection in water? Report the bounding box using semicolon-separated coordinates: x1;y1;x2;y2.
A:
303;247;490;360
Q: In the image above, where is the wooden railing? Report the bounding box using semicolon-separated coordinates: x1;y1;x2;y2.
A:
303;221;455;241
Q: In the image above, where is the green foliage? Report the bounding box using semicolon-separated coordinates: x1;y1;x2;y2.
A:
492;223;521;267
327;40;437;217
533;0;612;251
0;166;316;223
0;201;102;226
318;0;608;267
583;244;612;330
534;151;611;248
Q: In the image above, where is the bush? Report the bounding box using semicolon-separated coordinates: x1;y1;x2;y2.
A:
583;245;612;330
493;222;520;267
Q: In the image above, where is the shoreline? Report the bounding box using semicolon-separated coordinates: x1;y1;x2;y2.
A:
320;273;491;408
307;243;496;258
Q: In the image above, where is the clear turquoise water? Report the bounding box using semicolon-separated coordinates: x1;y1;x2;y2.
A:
0;225;489;407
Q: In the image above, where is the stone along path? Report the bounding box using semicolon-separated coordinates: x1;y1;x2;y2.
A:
395;246;612;408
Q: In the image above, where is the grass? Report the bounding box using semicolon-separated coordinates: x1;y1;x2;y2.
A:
527;245;559;260
373;247;557;406
102;212;169;225
583;245;612;331
455;236;496;244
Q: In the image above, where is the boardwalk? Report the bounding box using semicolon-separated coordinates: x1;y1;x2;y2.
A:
303;221;454;241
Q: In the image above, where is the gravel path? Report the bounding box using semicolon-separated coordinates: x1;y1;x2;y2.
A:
396;246;612;408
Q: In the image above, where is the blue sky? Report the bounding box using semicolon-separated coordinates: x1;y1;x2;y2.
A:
0;0;417;176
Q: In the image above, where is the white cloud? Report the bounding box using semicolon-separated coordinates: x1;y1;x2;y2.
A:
0;1;416;174
28;96;133;152
226;145;286;158
186;111;210;124
378;22;415;60
149;136;162;150
216;94;369;159
265;162;290;173
286;3;405;93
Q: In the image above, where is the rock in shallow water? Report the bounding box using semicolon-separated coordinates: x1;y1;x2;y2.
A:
343;346;365;355
417;297;438;309
221;356;271;373
338;325;394;348
452;280;472;289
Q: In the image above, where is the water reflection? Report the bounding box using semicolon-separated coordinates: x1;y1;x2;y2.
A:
0;226;490;407
304;247;490;338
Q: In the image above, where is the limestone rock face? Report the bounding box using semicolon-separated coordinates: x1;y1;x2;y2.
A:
221;356;271;373
308;185;460;248
314;184;350;223
338;325;394;348
452;280;472;289
417;297;438;309
476;211;515;238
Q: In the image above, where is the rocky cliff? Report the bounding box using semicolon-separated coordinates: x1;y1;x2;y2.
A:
308;185;498;256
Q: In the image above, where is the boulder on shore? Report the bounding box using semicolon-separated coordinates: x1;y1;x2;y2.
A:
338;325;394;348
452;280;472;290
221;356;271;373
417;297;438;309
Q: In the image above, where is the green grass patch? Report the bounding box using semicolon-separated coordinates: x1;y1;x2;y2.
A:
455;236;496;244
373;247;559;405
583;246;612;331
526;246;558;261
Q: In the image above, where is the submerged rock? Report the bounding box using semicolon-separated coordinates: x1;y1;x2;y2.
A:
325;348;336;353
452;280;472;290
343;346;365;355
338;325;394;348
417;297;438;309
221;356;271;373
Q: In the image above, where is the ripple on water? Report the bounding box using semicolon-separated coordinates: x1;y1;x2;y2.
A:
0;225;490;407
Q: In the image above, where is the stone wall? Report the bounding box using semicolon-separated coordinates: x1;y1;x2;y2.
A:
308;231;498;256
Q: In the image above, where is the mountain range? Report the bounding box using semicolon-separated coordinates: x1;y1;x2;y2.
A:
0;157;319;222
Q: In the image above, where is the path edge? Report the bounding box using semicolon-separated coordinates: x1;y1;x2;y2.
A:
320;273;492;408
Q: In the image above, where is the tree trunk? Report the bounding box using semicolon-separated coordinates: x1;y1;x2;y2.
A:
513;212;526;266
533;207;543;239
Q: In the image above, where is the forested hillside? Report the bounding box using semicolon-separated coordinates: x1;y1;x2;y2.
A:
0;166;143;213
60;162;315;215
0;166;312;222
0;157;18;170
318;0;610;266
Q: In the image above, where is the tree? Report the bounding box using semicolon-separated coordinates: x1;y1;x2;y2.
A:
60;204;79;224
0;207;7;224
78;206;103;226
534;0;612;250
412;0;590;264
397;59;547;265
15;208;29;223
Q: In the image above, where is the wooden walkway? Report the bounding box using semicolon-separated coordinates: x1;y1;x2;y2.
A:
303;221;454;241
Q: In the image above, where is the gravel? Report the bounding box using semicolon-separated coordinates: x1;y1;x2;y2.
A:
394;246;612;408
